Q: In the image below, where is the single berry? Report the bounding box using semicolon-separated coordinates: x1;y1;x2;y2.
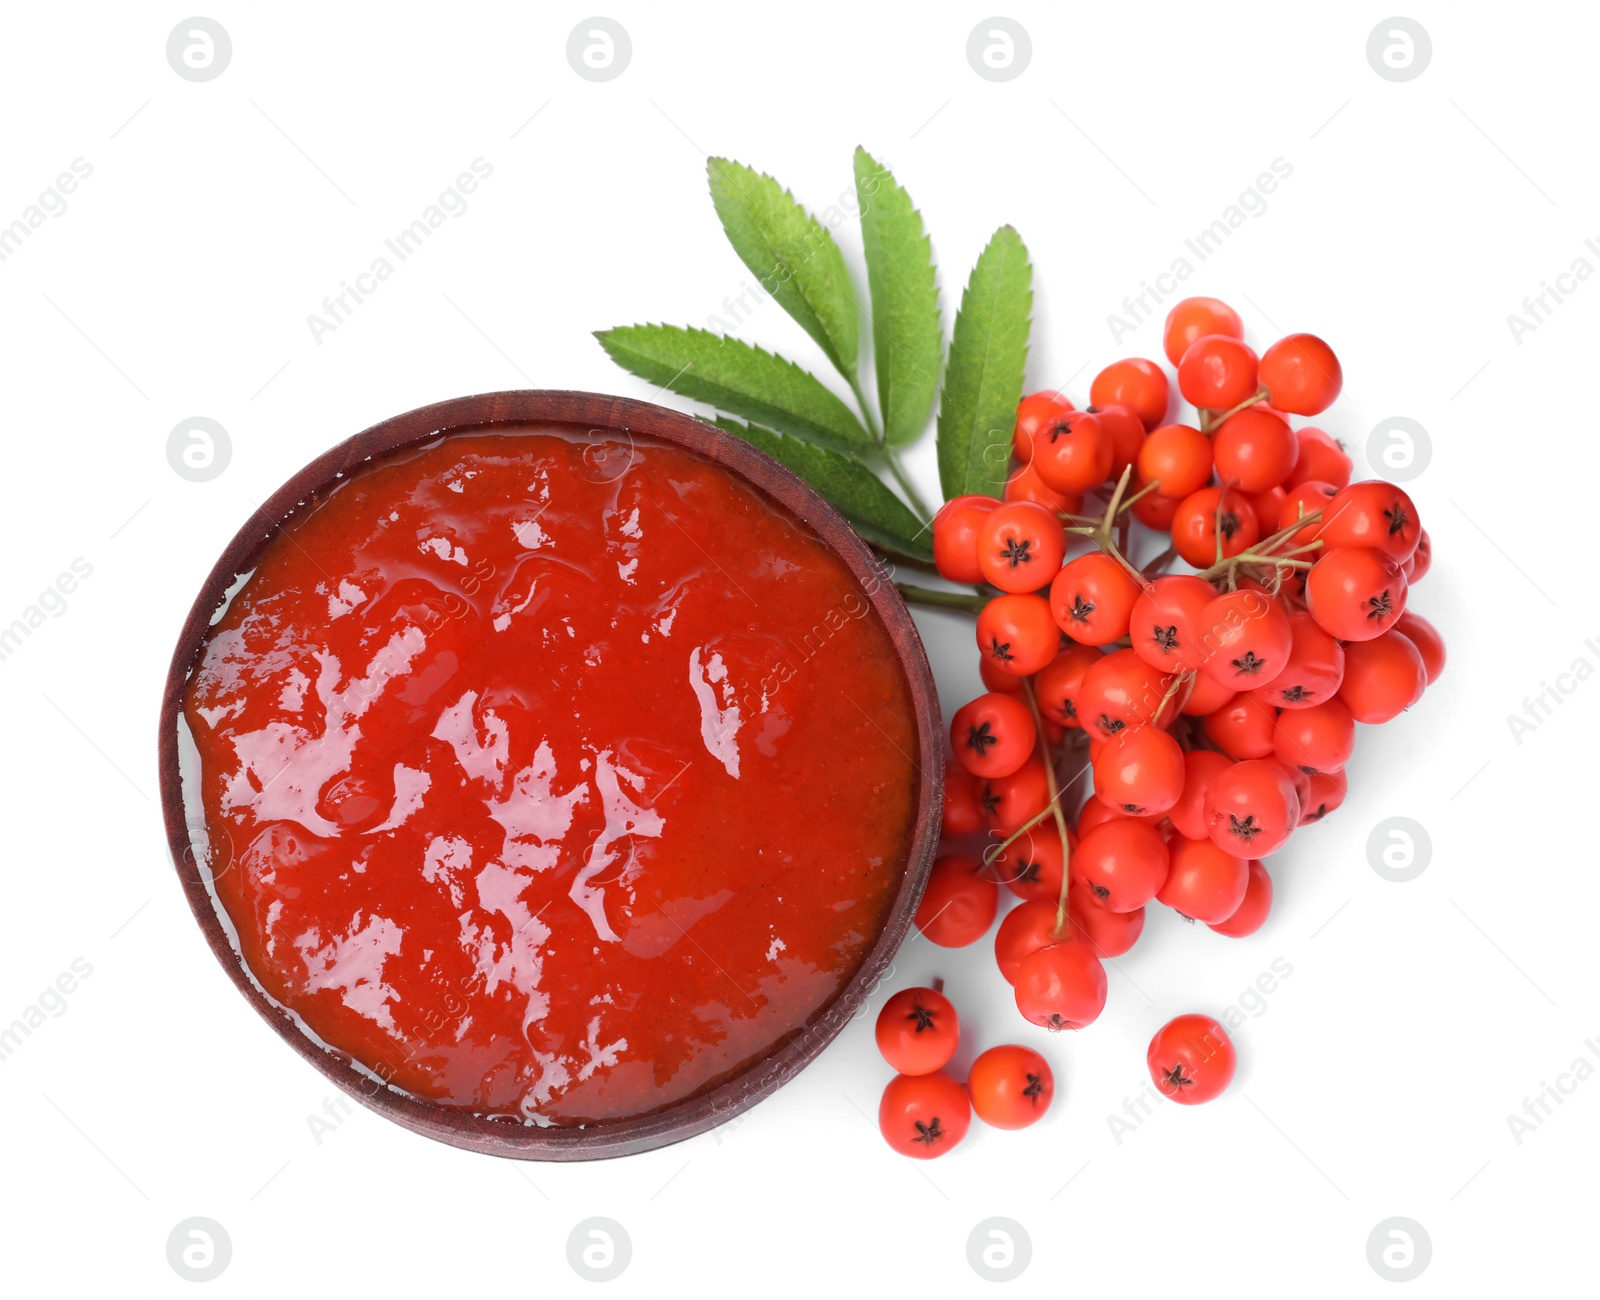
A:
1163;296;1244;366
1147;1014;1237;1104
1209;859;1273;937
1258;333;1341;415
968;1045;1055;1130
1177;335;1260;412
875;986;959;1076
932;495;1002;585
915;854;999;947
1014;939;1108;1031
878;1071;972;1157
1090;357;1169;430
951;692;1036;779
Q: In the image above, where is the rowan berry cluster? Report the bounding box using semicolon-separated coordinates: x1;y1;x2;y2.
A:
908;297;1445;1112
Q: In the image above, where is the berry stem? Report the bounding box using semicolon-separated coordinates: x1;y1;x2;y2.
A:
1020;676;1074;936
1198;550;1317;582
1141;544;1178;579
871;549;943;578
850;374;883;443
1062;464;1148;587
1100;463;1134;533
883;449;935;523
1194;509;1327;582
978;735;1086;869
894;583;988;614
1116;477;1163;514
1253;508;1326;557
1199;388;1269;433
848;372;935;524
877;552;988;600
981;795;1067;869
1154;670;1194;722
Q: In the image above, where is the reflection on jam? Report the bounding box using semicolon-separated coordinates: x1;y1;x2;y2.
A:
183;426;916;1123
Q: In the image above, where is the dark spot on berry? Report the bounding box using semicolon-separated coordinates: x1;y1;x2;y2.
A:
1279;683;1310;703
1014;855;1042;884
1305;802;1328;822
1153;624;1180;653
1228;813;1262;842
1122;802;1145;815
1047;417;1077;442
1162;1063;1194;1091
912;1117;946;1147
908;1004;936;1032
1232;650;1267;676
1298;764;1317;775
1365;589;1393;621
1022;1073;1045;1103
966;720;997;756
1090;881;1110;901
999;536;1033;568
1069;593;1095;624
990;636;1014;662
1098;715;1125;736
1062;698;1077;719
1218;511;1241;541
980;785;1002;817
1045;1013;1070;1032
1383;503;1410;537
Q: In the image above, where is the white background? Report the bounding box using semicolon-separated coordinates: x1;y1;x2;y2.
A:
1;2;1594;1295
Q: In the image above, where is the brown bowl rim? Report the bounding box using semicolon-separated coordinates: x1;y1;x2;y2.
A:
157;389;942;1161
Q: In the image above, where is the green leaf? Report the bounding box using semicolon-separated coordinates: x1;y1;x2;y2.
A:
854;148;942;447
936;226;1032;501
595;324;871;452
707;158;861;386
706;417;933;563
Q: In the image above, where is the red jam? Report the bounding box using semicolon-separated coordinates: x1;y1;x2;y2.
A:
182;426;916;1123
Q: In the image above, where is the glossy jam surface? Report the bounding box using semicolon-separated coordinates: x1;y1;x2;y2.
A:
183;426;917;1123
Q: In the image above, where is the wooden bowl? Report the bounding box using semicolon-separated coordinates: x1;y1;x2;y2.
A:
157;390;942;1160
